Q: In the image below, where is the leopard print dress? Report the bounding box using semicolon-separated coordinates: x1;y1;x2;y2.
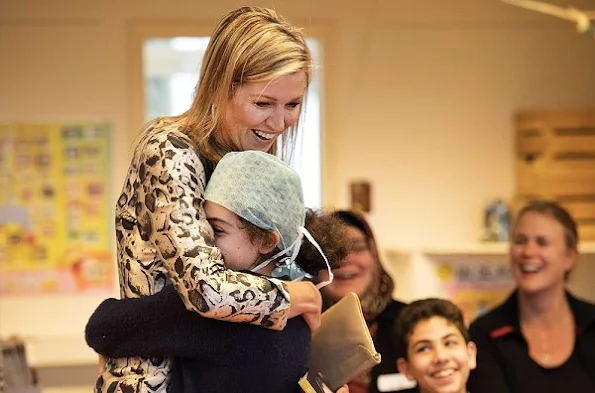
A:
95;118;291;393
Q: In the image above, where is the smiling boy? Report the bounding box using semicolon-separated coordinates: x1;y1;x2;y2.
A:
394;299;477;393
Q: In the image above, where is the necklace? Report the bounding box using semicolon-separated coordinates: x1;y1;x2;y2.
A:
522;325;554;366
541;352;552;364
523;323;574;367
536;330;553;364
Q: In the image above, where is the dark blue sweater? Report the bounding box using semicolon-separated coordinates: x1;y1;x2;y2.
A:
85;285;310;393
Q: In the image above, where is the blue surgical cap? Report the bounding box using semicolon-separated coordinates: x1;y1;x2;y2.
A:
203;151;305;250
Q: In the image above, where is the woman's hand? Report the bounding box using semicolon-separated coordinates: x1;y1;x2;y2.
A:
336;385;349;392
285;280;322;332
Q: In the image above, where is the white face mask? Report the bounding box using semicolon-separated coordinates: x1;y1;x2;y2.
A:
250;226;334;290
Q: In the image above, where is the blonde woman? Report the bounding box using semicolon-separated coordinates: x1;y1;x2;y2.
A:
97;7;321;393
468;201;595;393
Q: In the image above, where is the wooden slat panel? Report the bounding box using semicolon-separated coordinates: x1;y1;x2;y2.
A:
516;109;595;128
517;128;546;155
559;201;595;221
546;158;595;178
544;179;595;196
551;133;595;152
578;224;595;241
554;127;595;137
516;160;544;195
515;108;595;242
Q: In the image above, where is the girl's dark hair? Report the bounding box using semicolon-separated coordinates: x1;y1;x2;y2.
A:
239;209;349;276
298;209;348;275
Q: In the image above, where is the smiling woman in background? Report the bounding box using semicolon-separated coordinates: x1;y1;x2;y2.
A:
320;210;410;393
468;200;595;393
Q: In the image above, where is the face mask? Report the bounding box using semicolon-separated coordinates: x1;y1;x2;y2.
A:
250;226;334;290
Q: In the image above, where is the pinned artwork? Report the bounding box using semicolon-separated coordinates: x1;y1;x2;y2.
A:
350;181;371;213
0;123;113;295
437;261;514;325
482;199;511;242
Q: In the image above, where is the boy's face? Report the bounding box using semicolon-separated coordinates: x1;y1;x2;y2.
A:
397;316;476;393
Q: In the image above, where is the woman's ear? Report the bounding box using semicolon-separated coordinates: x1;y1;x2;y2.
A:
259;231;281;255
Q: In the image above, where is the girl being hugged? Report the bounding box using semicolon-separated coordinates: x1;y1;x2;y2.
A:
87;151;348;392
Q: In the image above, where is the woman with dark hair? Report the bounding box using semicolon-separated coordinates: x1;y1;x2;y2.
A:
468;200;595;393
320;210;411;393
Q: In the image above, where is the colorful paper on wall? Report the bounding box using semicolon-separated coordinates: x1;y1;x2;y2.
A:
436;260;514;325
0;123;113;295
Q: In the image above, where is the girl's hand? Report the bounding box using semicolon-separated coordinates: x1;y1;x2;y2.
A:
285;281;322;332
336;385;350;393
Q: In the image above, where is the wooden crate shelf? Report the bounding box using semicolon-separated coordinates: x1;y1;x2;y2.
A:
515;108;595;240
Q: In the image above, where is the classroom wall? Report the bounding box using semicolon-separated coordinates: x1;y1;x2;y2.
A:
2;0;595;381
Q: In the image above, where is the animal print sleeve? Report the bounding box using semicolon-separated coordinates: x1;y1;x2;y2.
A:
136;128;290;330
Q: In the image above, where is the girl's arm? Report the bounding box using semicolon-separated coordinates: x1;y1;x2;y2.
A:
87;285;215;359
85;285;309;361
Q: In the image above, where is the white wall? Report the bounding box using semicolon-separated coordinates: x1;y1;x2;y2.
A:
1;0;595;371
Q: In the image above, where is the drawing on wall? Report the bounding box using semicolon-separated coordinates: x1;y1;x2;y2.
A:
436;260;514;325
481;199;511;242
0;123;113;295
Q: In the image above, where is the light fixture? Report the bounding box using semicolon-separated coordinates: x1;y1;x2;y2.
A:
501;0;594;36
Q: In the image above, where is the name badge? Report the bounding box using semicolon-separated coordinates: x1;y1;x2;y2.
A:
377;373;417;392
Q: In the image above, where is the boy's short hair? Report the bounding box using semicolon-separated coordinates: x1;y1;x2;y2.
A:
394;298;469;359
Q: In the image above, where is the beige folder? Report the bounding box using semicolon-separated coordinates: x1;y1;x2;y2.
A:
300;292;382;393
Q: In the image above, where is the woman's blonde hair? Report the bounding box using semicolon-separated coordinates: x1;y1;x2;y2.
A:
176;6;312;165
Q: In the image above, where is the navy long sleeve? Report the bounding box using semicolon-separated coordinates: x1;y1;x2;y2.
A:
85;285;311;392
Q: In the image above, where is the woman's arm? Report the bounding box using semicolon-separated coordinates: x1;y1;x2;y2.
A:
467;322;511;393
129;127;308;330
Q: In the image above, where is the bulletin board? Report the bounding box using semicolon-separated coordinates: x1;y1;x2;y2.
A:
0;123;114;295
436;259;514;325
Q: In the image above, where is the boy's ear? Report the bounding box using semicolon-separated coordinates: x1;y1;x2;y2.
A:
467;341;477;370
397;358;415;382
259;231;281;255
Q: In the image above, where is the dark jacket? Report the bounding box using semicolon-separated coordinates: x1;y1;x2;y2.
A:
369;299;410;393
468;290;595;393
85;284;309;393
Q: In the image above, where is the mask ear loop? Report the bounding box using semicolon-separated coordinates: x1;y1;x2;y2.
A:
298;226;334;289
250;227;334;289
250;232;304;273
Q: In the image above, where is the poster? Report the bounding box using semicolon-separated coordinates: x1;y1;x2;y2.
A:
0;123;113;295
436;259;514;325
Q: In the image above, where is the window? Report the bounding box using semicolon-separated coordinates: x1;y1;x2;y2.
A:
143;37;322;208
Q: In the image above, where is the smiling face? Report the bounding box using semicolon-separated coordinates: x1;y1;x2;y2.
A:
203;201;277;272
510;210;577;295
321;226;376;301
398;317;476;393
218;72;307;153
